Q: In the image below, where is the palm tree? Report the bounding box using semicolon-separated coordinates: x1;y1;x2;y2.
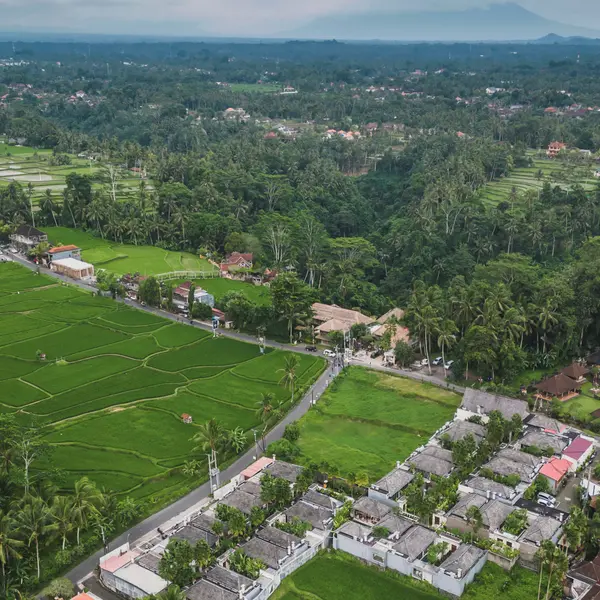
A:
18;497;56;580
255;393;276;451
159;585;187;600
278;354;300;404
437;319;457;375
51;495;74;550
72;477;101;545
465;505;483;543
0;510;23;594
191;419;224;455
538;302;559;354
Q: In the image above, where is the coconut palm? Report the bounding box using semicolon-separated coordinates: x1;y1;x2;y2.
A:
159;585;187;600
278;354;300;404
228;427;247;454
255;393;276;451
0;510;23;594
191;419;225;455
51;495;74;550
465;505;483;543
71;477;101;546
436;319;457;374
538;302;559;354
18;497;56;580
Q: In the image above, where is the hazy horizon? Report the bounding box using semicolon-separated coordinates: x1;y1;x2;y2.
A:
0;0;599;40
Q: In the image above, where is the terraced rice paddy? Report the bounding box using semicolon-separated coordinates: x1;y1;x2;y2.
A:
480;156;597;207
294;367;461;480
0;142;151;207
0;262;325;501
43;227;217;276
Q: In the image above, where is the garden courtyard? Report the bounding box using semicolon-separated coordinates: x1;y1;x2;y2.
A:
0;262;324;503
292;367;462;481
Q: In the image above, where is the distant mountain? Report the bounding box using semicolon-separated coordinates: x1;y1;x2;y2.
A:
282;3;600;42
534;33;600;45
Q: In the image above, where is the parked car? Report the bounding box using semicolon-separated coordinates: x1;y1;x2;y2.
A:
444;360;454;370
432;356;443;366
323;349;336;357
411;361;424;370
8;247;17;254
305;345;317;352
538;492;556;505
370;349;383;359
537;497;555;507
420;358;430;367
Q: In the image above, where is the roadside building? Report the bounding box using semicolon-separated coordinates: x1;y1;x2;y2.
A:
539;458;571;493
48;244;81;261
9;224;47;253
563;436;595;470
457;388;529;423
50;257;94;279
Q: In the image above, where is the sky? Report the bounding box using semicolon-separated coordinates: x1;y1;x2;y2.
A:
0;0;597;38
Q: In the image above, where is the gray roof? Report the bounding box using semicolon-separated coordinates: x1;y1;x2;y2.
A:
352;497;393;521
302;489;340;511
466;476;515;499
238;480;262;497
264;461;304;483
219;489;263;515
172;525;218;548
337;521;374;540
440;544;486;577
442;420;487;443
409;446;454;477
186;579;237;600
377;514;414;537
520;431;568;455
136;553;161;574
448;493;488;519
521;516;562;544
526;414;566;434
461;388;529;420
480;500;516;531
256;526;302;549
205;566;254;593
241;537;287;570
371;468;414;497
284;501;333;530
484;456;536;483
190;513;218;533
496;448;543;468
393;525;437;561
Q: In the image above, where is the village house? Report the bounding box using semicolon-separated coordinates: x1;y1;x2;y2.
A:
524;413;567;435
517;430;569;456
368;463;414;509
456;388;529;423
47;244;81;262
9;224;47;253
173;281;215;309
220;252;253;275
566;552;600;600
539;458;571;493
562;436;595;471
50;257;95;280
547;141;567;158
186;566;261;600
535;373;580;402
562;362;590;384
311;302;373;342
407;446;455;480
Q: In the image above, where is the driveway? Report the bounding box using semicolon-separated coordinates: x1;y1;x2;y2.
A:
555;472;580;510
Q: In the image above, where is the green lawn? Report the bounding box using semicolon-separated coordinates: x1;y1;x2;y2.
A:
0;262;325;500
190;277;272;306
293;367;461;479
228;83;280;93
43;227;217;276
271;552;539;600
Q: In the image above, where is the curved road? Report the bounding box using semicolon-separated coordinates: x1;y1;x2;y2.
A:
6;253;465;584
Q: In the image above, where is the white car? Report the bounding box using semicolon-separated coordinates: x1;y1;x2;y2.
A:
444;360;454;370
323;349;336;358
8;247;17;254
538;493;556;506
420;358;429;367
432;356;443;366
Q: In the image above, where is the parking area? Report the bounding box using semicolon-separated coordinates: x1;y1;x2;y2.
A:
555;473;580;511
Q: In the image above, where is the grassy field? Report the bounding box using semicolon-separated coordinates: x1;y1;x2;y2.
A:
43;227;216;276
271;551;538;600
293;367;461;480
0;262;325;501
480;155;597;208
188;277;272;305
228;83;281;93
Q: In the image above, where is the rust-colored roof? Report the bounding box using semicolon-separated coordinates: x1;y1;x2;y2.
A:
539;458;570;482
570;553;600;584
240;456;274;480
535;373;579;396
48;244;79;253
562;362;589;380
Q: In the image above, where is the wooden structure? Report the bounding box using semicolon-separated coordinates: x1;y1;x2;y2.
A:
181;413;192;424
561;362;589;384
535;373;580;402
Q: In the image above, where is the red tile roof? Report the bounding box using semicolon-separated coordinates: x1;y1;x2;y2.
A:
539;458;570;482
240;456;274;480
49;244;79;254
564;437;593;461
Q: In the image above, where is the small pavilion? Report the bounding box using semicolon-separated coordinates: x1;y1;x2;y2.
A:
535;373;580;402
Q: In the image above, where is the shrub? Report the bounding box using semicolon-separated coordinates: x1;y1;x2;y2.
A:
43;577;74;600
283;422;300;442
266;439;299;462
192;302;213;320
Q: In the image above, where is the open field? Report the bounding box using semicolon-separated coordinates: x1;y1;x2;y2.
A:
294;367;461;479
228;83;280;93
43;227;217;276
0;262;325;500
271;551;538;600
480;155;597;207
186;277;272;306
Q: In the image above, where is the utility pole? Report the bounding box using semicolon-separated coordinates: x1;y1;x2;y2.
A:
252;429;260;458
207;450;220;492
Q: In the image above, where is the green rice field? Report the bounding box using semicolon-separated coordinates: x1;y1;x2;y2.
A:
480;155;597;207
0;262;325;501
294;367;461;480
43;227;217;276
271;551;539;600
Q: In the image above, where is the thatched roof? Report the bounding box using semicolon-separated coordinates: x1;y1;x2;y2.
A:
562;362;589;380
535;373;579;397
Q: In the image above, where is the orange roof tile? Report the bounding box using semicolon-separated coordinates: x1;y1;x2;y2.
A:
540;458;570;482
